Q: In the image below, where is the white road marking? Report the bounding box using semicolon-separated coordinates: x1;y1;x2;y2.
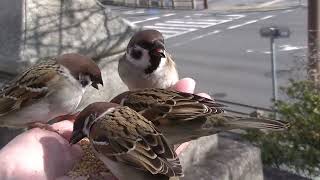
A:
124;10;146;15
246;49;254;53
133;17;160;24
144;25;197;31
170;29;222;47
227;20;258;29
260;15;274;20
138;14;245;39
257;0;285;8
156;29;183;34
165;20;220;25
155;23;209;28
279;45;306;51
247;45;306;55
190;30;221;41
282;9;293;13
163;13;176;17
226;14;246;20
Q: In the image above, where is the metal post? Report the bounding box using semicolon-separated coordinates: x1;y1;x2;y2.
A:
190;0;195;9
204;0;208;9
270;37;278;119
308;0;320;86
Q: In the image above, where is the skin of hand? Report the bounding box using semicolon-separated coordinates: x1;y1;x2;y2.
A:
0;77;211;180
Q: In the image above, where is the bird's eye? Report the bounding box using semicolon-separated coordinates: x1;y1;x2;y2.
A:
79;74;90;87
131;48;142;60
80;79;89;87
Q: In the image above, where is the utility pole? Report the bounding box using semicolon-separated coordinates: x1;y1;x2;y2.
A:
308;0;320;86
204;0;208;9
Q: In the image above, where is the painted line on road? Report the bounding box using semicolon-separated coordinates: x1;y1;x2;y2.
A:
257;0;284;8
155;29;184;34
225;14;246;20
163;13;176;17
143;25;197;31
282;9;293;13
124;10;146;15
165;20;220;25
260;15;274;20
155;23;209;28
133;17;160;24
227;20;258;29
190;30;222;41
170;29;222;47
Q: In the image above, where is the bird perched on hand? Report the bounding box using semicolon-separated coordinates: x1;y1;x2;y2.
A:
118;29;179;90
0;53;103;129
70;102;183;180
111;88;289;145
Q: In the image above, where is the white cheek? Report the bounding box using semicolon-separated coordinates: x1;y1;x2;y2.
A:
126;46;151;69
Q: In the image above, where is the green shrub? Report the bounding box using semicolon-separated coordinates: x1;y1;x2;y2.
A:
244;80;320;176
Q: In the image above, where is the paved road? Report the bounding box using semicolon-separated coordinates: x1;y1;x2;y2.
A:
114;6;307;111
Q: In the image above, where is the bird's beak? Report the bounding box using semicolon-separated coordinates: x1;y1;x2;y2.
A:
150;40;166;58
69;131;86;145
151;48;166;58
91;76;103;90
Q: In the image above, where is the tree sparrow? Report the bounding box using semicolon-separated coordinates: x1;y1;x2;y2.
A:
111;88;289;145
118;29;179;90
70;102;183;180
0;53;103;129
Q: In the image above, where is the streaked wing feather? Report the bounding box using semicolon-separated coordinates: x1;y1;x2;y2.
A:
0;59;60;115
118;88;225;123
90;106;182;177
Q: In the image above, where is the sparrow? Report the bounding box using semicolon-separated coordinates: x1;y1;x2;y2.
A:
111;88;289;145
118;29;179;90
0;53;103;129
70;102;183;180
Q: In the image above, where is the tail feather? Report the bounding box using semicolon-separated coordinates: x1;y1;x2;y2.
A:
221;116;289;131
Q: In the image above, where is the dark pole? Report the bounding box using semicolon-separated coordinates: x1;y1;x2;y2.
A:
270;37;279;119
204;0;208;9
308;0;320;86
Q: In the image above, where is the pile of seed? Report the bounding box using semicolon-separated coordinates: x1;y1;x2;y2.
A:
67;138;114;179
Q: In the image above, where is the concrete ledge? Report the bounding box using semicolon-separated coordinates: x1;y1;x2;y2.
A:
179;134;263;180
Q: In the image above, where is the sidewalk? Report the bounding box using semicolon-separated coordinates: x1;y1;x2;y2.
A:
205;0;306;13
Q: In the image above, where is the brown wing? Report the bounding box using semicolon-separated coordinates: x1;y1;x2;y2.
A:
90;106;183;177
0;59;61;115
111;88;225;123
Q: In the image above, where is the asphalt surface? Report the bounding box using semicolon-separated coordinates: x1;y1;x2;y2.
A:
112;4;306;112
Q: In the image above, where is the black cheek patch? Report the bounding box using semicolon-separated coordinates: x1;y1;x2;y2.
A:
131;49;142;60
144;56;161;74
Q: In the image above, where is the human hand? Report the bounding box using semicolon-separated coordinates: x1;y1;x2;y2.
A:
0;120;82;180
0;77;211;180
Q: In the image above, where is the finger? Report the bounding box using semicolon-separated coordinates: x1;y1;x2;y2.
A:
175;142;190;155
51;120;74;140
173;77;196;93
196;92;212;100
